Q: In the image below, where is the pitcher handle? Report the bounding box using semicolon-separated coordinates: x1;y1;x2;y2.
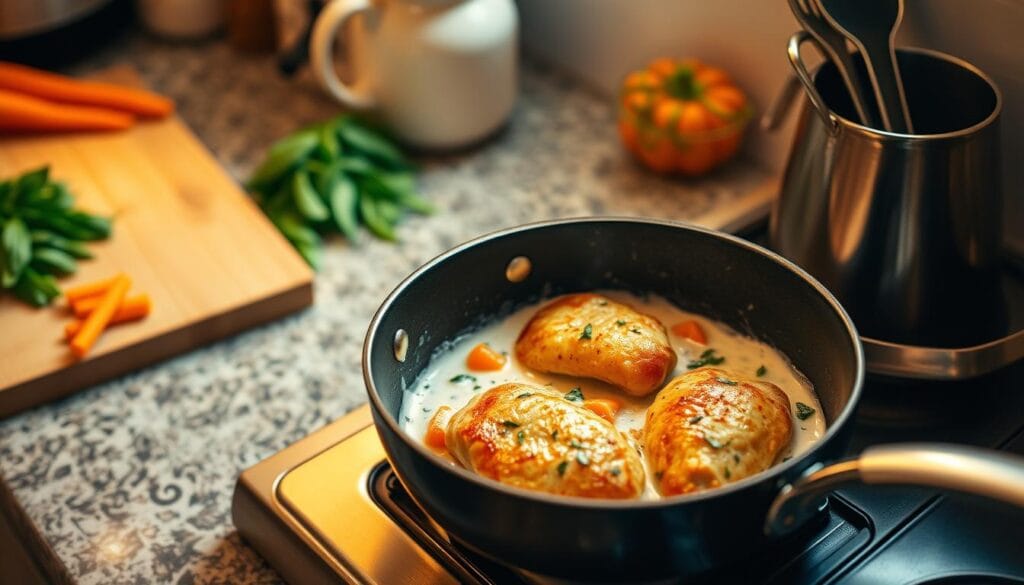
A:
311;0;377;109
765;443;1024;536
787;31;839;136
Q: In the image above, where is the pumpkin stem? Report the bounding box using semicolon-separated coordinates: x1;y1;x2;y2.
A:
664;67;701;101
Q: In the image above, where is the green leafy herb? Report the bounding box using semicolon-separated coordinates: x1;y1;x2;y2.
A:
611;466;622;477
557;461;569;477
756;365;767;377
579;323;593;340
247;115;432;268
688;415;703;425
686;348;726;369
551;430;559;440
733;453;741;464
795;402;816;421
0;167;110;306
630;327;642;334
516;392;532;399
615;320;627;326
715;376;738;386
724;467;731;479
449;374;476;383
570;440;583;449
575;451;590;466
501;420;520;428
517;430;525;445
564;387;584;402
705;435;730;449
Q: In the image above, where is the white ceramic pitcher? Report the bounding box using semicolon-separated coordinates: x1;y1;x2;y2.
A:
310;0;518;150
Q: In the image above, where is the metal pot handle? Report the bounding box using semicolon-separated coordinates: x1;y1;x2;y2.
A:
765;443;1024;536
787;31;840;136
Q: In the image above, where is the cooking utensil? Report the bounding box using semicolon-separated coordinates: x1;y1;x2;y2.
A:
362;217;1024;582
775;33;1004;351
815;0;913;133
787;0;877;127
0;66;313;418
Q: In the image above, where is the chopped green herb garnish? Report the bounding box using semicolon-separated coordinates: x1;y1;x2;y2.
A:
705;435;729;449
551;430;559;440
688;415;703;425
576;451;590;466
557;461;569;476
564;387;584;402
630;327;642;334
724;467;731;479
795;402;816;420
715;376;738;386
502;420;520;428
422;407;432;412
449;374;476;383
611;466;622;477
517;430;525;444
472;385;481;391
733;454;740;464
570;440;583;449
756;365;767;377
686;348;726;369
516;392;532;399
580;323;593;340
615;320;627;326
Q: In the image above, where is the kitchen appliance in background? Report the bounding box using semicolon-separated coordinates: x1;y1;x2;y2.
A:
309;0;518;150
0;0;132;66
514;0;1023;254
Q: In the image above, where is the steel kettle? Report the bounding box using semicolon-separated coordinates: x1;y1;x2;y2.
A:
769;33;1004;348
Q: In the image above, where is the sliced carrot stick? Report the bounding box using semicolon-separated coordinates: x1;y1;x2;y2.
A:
0;89;133;133
72;293;149;318
672;320;707;344
0;62;173;118
466;342;507;371
582;398;622;423
64;274;125;304
69;275;130;358
425;406;453;450
65;294;151;339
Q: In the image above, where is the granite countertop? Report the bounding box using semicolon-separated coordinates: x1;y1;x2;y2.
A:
0;34;771;584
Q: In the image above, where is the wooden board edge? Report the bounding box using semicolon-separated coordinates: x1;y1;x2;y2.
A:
0;281;313;419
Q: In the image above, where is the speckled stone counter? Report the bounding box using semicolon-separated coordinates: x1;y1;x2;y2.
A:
0;33;772;584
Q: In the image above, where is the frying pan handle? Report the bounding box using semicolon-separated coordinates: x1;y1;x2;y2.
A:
765;443;1024;536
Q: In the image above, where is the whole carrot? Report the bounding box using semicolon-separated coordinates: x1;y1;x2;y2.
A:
0;89;133;133
70;293;150;320
70;275;130;358
0;62;173;118
65;294;151;339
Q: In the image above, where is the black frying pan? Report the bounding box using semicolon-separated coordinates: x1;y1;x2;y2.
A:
362;218;1024;582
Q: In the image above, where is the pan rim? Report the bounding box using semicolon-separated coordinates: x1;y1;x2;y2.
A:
362;216;865;510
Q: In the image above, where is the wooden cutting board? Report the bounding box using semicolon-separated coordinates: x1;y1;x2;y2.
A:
0;67;314;418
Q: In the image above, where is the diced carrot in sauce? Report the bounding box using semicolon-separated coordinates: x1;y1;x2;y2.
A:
466;342;507;371
425;406;453;450
672;320;707;344
582;398;622;423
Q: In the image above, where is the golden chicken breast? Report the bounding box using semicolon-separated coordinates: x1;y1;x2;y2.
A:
643;368;793;495
442;383;645;499
515;293;677;396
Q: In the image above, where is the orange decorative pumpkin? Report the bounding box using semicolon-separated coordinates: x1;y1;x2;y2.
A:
618;58;751;176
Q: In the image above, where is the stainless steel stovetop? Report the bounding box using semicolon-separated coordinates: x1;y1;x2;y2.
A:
232;357;1024;585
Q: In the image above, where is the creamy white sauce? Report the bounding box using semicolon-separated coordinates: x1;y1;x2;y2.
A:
399;292;826;495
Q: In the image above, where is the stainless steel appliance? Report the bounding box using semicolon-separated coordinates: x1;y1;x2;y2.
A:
0;0;113;40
